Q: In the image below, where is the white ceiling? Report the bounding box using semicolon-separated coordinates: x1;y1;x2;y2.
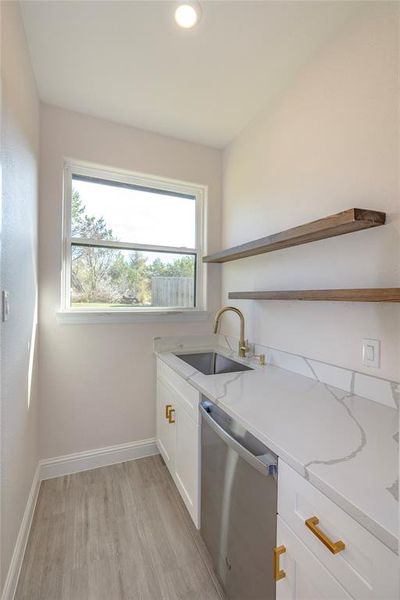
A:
21;1;363;148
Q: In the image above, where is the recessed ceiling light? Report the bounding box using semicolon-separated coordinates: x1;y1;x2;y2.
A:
174;3;199;29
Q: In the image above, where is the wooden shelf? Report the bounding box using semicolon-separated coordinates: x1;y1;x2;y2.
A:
203;208;386;263
228;288;400;302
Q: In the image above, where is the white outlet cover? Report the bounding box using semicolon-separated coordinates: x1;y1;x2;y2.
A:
362;338;380;368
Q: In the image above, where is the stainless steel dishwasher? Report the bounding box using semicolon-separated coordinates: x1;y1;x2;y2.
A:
200;398;278;600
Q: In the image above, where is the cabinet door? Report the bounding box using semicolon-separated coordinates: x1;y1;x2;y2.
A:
278;460;399;600
276;517;352;600
156;377;176;472
174;401;200;527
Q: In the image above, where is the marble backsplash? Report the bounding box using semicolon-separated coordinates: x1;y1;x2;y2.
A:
154;333;399;410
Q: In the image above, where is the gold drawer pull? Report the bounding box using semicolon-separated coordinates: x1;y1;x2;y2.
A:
168;408;175;424
305;516;345;554
273;545;286;581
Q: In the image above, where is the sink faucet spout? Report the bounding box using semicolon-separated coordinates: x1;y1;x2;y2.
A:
213;306;248;358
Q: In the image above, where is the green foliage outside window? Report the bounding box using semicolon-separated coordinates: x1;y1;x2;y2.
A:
71;190;195;307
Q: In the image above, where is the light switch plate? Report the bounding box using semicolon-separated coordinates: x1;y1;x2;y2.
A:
1;290;9;322
362;338;380;368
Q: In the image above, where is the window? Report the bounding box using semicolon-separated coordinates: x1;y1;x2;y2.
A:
62;162;205;313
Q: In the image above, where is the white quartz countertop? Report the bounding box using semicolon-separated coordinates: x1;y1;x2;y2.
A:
155;340;399;554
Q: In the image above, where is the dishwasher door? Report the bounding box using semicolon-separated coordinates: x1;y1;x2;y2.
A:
200;399;278;600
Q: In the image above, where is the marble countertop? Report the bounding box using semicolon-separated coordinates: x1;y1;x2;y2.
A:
155;336;399;554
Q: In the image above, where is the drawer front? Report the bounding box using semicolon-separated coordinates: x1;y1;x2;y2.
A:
157;358;200;422
276;516;352;600
278;460;399;600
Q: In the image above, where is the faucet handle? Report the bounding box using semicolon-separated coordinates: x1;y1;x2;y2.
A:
238;339;249;358
253;353;266;366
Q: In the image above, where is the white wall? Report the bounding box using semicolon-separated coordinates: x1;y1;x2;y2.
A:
0;0;40;590
221;2;400;382
39;104;222;460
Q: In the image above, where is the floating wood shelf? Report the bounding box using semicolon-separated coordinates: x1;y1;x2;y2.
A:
228;288;400;303
203;208;386;263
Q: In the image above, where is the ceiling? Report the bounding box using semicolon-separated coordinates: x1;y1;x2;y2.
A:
21;1;364;148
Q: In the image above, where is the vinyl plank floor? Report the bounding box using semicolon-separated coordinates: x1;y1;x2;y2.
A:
15;455;224;600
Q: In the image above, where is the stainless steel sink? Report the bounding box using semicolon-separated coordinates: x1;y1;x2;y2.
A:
175;352;253;375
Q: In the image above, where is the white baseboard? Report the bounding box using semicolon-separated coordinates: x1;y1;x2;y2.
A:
39;437;159;480
1;465;41;600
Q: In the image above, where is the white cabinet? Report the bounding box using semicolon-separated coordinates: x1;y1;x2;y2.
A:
276;517;352;600
156;358;201;527
174;401;199;518
278;460;399;600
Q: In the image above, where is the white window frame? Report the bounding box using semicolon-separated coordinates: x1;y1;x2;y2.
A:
60;160;207;322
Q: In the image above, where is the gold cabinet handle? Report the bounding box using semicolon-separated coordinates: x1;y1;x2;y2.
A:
305;516;345;554
165;405;175;423
273;545;286;581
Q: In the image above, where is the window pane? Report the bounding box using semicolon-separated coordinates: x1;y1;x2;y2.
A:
71;176;196;248
71;245;196;309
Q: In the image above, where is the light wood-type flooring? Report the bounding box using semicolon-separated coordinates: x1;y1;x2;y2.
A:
15;455;224;600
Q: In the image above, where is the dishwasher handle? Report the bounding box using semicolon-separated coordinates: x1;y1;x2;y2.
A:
200;403;277;477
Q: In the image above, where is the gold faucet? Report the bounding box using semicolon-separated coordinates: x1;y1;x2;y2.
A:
213;306;249;358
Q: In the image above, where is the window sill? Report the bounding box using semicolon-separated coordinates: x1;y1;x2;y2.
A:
56;309;210;325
